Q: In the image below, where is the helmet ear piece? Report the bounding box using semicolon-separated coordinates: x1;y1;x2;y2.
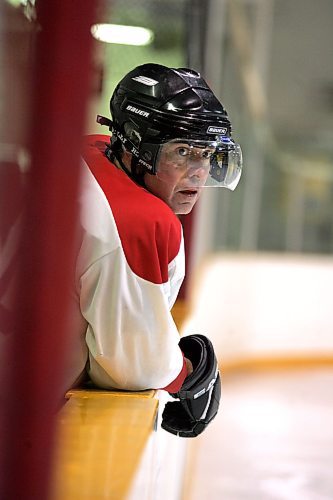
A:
123;122;142;148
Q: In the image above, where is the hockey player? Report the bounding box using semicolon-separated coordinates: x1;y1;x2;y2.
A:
75;63;242;437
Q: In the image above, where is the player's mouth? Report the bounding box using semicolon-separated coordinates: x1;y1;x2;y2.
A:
178;188;199;197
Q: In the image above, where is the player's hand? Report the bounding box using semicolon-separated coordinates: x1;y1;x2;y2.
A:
161;334;221;438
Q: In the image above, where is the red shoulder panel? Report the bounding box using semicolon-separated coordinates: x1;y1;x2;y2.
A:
82;135;182;284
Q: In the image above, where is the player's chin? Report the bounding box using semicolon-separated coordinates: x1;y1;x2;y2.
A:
172;199;197;215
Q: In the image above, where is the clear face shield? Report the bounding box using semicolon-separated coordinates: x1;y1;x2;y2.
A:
155;137;243;190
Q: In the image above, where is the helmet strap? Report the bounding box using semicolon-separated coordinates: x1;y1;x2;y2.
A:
104;140;146;187
129;154;148;186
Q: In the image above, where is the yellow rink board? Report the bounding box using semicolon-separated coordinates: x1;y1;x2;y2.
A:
51;389;158;500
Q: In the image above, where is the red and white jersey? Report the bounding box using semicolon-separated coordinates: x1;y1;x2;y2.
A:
73;135;187;391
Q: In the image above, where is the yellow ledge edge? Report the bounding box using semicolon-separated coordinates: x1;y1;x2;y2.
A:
65;388;156;399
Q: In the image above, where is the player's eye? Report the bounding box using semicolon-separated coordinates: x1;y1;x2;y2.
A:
177;147;190;157
202;150;213;159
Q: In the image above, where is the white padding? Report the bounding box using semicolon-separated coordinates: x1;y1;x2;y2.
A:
182;253;333;361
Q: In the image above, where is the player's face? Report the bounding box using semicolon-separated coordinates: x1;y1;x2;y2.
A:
144;142;212;215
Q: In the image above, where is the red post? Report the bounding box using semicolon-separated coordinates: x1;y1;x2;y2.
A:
0;1;98;499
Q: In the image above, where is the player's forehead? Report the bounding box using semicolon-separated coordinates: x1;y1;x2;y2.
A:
161;140;215;153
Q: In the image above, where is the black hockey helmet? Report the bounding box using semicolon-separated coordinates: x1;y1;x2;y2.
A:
97;63;242;189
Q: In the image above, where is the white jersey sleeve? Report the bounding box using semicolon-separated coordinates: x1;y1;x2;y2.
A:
77;135;186;391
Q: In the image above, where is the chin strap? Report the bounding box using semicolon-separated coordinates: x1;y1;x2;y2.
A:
104;141;129;174
97;114;147;187
103;135;146;188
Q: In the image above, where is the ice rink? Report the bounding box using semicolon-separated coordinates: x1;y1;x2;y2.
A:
184;368;333;500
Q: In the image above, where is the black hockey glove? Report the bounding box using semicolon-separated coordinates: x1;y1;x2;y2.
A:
161;334;221;438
